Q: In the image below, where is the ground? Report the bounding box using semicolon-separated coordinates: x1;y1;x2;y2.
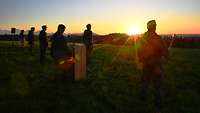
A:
0;42;200;113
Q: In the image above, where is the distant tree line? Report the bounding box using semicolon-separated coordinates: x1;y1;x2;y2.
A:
1;33;200;48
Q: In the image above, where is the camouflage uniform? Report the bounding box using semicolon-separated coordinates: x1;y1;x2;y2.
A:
19;30;25;48
51;32;74;72
51;33;72;60
138;30;168;109
28;28;35;53
83;28;93;64
50;24;75;77
39;29;48;63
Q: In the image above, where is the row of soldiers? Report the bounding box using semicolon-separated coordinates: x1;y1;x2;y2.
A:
18;20;168;112
18;24;93;64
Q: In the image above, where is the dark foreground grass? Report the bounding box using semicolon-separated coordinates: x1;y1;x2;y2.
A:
0;43;200;113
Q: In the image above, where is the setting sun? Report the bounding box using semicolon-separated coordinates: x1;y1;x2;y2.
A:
128;26;141;35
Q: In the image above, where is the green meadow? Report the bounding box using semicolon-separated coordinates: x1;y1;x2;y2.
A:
0;42;200;113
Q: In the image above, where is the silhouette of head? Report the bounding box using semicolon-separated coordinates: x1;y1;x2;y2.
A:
42;25;47;31
57;24;66;34
20;30;24;33
86;24;91;31
31;27;35;32
147;20;156;32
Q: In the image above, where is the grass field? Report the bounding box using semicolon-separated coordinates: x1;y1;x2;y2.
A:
0;42;200;113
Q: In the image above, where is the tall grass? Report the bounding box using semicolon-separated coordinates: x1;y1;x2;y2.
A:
0;42;200;113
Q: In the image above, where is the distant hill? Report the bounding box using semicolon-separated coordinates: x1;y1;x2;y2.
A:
0;29;99;36
0;29;15;35
0;29;30;35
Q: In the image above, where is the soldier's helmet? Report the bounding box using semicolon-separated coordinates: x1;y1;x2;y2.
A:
42;25;47;30
20;30;24;33
86;24;91;30
147;20;157;30
31;27;35;31
57;24;66;34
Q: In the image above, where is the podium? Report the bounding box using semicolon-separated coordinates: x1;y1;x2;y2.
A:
70;43;87;80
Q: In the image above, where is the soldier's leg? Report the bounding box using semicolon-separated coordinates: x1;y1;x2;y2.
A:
87;45;92;63
86;45;90;64
30;42;34;54
40;48;45;63
153;67;163;111
29;43;32;53
43;47;46;62
140;70;150;101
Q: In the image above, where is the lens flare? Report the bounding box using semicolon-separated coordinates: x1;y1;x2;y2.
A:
128;26;141;35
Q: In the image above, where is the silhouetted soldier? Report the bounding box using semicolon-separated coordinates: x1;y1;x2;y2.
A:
39;25;48;64
138;20;168;111
51;24;73;72
28;27;35;54
83;24;93;64
19;30;25;48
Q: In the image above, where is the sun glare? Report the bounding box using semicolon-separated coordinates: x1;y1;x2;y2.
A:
128;26;141;35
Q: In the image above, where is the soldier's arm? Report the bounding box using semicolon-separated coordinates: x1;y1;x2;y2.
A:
39;32;42;41
159;37;169;59
83;31;86;42
91;31;94;44
50;38;55;57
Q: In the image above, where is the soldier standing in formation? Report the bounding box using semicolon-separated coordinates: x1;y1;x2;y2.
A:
28;27;35;54
19;30;25;48
83;24;93;64
138;20;168;111
39;25;48;64
51;24;73;71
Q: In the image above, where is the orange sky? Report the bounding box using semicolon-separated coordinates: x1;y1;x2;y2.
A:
0;0;200;34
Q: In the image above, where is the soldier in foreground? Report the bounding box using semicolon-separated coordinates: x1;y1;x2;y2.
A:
39;25;48;64
83;24;93;64
51;24;73;72
138;20;168;111
28;27;35;54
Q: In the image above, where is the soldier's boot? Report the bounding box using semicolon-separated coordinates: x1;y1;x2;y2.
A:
154;90;162;112
153;76;162;112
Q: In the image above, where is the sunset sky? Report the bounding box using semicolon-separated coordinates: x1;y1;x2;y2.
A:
0;0;199;34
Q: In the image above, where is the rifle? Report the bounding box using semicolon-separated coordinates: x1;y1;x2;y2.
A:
168;35;175;50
